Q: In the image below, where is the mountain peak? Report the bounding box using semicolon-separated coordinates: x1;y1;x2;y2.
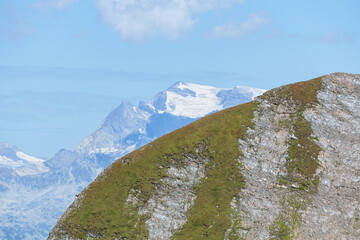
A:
119;100;134;108
0;142;49;176
147;82;265;118
50;73;360;240
76;82;265;155
169;81;186;88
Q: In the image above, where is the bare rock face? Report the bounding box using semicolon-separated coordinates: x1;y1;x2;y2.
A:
48;73;360;240
228;73;360;239
300;73;360;239
139;151;209;240
229;92;297;239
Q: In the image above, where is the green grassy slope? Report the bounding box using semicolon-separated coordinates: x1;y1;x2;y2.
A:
262;78;323;192
60;101;255;239
52;77;323;240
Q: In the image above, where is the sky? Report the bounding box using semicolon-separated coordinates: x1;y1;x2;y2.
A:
1;0;359;158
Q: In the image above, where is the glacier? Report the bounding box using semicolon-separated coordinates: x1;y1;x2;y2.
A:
0;82;265;239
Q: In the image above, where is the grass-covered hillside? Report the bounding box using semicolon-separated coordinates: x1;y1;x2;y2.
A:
49;76;326;240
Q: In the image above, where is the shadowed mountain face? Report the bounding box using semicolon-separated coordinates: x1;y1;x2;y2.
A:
0;82;264;240
49;73;360;240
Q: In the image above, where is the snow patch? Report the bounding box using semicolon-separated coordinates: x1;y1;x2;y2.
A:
234;86;266;100
0;156;22;168
165;83;223;118
176;82;187;90
0;153;50;176
16;152;49;175
15;168;44;177
88;147;119;154
16;152;45;164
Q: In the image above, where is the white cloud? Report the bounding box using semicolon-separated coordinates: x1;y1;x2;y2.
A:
315;31;354;44
33;0;78;10
97;0;243;42
0;1;78;41
0;3;35;40
206;13;270;39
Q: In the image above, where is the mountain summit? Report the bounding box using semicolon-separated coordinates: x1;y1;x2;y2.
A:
75;82;265;157
49;73;360;240
0;82;264;240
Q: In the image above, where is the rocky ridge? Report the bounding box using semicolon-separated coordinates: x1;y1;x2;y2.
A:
49;73;360;240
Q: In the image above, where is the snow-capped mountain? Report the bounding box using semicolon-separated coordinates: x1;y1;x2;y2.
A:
0;142;49;178
76;82;265;158
0;82;265;239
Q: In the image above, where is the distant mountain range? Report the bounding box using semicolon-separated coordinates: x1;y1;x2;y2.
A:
0;82;265;239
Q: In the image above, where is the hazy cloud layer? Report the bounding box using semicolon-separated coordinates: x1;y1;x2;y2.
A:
0;0;78;41
206;13;270;39
0;3;34;40
97;0;243;42
312;31;354;44
270;29;355;44
32;0;78;10
0;91;123;122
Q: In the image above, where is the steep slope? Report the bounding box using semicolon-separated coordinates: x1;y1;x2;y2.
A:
0;82;264;240
49;73;360;240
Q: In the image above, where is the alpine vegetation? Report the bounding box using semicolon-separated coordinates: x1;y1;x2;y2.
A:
49;73;360;240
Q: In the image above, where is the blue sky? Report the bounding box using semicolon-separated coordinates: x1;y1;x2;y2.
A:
1;0;359;157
